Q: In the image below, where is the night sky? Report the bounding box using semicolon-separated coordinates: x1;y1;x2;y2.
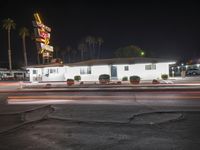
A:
0;1;200;68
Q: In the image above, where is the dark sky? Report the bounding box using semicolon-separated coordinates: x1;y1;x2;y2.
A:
0;0;200;67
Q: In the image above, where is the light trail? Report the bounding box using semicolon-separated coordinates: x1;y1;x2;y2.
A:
7;94;200;102
0;82;20;86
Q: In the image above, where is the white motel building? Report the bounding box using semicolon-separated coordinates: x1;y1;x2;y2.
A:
27;57;175;82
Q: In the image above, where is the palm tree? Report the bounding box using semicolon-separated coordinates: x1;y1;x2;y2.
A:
97;37;104;59
54;46;60;58
60;49;67;63
66;46;72;63
2;18;16;70
19;27;30;67
78;42;87;61
90;37;96;59
85;36;93;59
72;48;78;62
30;32;40;64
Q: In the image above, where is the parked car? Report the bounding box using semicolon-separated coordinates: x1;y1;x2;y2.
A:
186;68;200;76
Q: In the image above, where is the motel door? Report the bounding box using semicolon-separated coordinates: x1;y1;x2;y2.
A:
111;65;117;79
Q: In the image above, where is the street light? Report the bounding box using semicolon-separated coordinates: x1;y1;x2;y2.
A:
140;51;145;56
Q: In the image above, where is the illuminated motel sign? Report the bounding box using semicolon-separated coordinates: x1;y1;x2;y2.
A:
32;13;54;59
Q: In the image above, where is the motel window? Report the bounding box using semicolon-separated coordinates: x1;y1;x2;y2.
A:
80;68;84;74
6;73;12;76
87;67;91;74
80;67;91;74
33;70;37;74
124;66;129;71
50;68;57;74
145;64;156;70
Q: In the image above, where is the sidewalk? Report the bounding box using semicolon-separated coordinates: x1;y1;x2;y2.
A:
1;77;200;92
20;77;200;89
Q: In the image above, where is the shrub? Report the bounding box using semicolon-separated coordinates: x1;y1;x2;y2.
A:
129;75;140;84
66;79;74;86
122;76;128;81
45;84;52;88
161;74;168;80
152;79;160;84
74;75;81;81
117;81;122;84
99;74;110;84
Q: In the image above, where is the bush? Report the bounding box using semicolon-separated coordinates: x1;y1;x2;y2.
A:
74;75;81;81
152;79;160;84
122;76;128;81
45;84;52;88
99;74;110;84
66;79;74;86
161;74;168;80
129;75;140;84
117;81;122;84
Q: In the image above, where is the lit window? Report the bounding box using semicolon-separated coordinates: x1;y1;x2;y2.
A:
124;66;129;71
50;69;57;74
80;67;91;74
80;68;85;74
87;67;91;74
33;70;37;74
145;64;156;70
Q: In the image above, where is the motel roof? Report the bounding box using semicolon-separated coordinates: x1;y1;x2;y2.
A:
27;63;64;68
27;57;175;68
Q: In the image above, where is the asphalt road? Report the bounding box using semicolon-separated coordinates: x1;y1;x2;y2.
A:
5;90;200;106
0;88;200;149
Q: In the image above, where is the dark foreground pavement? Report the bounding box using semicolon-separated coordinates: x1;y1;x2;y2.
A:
0;94;200;150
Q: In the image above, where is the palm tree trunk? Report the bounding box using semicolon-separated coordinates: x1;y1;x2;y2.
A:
23;36;28;66
98;44;101;59
81;49;84;61
89;45;93;59
92;44;95;59
56;51;58;58
37;52;40;64
98;46;100;59
68;54;70;63
8;29;12;70
62;54;65;63
42;57;45;64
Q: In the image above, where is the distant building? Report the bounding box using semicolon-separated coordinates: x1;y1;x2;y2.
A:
0;69;28;81
27;57;175;82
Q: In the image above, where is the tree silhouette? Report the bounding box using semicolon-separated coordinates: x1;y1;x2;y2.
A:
2;18;16;70
19;27;30;67
78;42;87;61
97;37;104;59
115;45;145;58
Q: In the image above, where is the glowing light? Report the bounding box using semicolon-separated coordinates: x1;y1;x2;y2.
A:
40;43;53;52
34;13;42;23
33;12;54;57
140;51;145;56
37;28;50;39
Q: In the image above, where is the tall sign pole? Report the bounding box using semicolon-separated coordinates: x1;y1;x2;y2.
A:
32;13;54;64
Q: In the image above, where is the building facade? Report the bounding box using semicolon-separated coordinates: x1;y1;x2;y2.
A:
27;58;175;82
